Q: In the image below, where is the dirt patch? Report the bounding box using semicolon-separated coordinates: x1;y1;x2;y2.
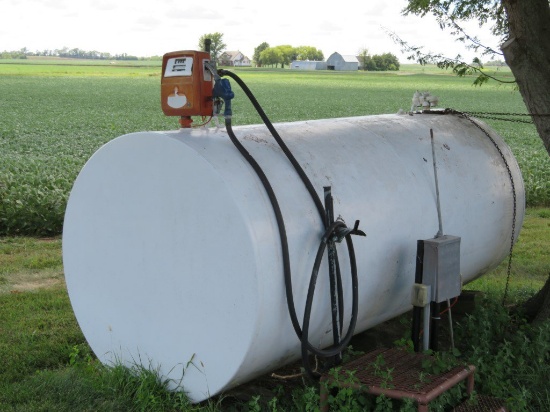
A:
0;271;65;294
9;277;65;293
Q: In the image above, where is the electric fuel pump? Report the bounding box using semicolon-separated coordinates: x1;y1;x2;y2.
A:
161;50;214;128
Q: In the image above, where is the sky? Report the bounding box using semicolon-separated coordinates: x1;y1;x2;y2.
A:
1;0;502;62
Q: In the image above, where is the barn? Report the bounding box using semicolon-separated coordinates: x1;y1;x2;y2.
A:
326;52;359;71
290;60;327;70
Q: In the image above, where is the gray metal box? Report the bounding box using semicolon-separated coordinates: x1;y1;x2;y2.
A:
422;235;461;303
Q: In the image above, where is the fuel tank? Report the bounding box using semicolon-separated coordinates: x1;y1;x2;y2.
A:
62;112;524;402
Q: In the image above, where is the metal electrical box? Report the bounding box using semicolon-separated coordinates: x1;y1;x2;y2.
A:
422;235;461;303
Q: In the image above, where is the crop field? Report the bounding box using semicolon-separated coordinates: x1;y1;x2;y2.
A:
1;60;550;411
1;61;549;236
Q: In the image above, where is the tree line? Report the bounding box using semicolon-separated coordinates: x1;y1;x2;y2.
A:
253;43;324;68
4;36;399;71
199;33;401;70
0;47;151;61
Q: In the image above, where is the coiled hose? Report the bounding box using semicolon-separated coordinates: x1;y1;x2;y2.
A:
217;69;363;378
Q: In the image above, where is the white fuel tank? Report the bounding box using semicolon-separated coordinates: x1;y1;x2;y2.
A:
63;113;524;402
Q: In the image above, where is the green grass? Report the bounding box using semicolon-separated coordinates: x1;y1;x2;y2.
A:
0;208;547;410
0;288;83;384
465;207;550;303
0;284;193;411
1;355;194;412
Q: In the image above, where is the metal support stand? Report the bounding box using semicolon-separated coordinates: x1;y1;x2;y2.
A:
412;240;424;352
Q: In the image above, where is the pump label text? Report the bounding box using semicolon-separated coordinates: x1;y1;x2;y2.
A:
164;57;193;77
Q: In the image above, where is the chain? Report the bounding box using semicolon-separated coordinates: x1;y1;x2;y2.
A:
447;109;518;306
463;111;550;125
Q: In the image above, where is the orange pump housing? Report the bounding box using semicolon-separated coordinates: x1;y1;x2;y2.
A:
161;51;214;121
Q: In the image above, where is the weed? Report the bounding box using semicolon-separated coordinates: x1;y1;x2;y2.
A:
247;395;262;412
454;298;550;411
341;344;364;363
420;350;461;376
393;337;414;352
372;355;394;389
267;396;280;412
290;385;320;411
374;394;393;411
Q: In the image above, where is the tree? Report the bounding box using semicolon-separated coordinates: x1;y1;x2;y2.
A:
404;0;550;322
273;45;296;68
259;47;282;67
369;53;400;71
357;48;400;71
294;46;324;61
198;32;226;64
357;48;369;71
259;45;296;68
253;42;269;67
380;53;400;71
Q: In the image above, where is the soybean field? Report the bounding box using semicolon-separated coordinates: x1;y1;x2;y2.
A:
1;60;549;236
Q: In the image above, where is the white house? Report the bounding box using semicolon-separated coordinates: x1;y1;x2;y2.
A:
220;51;251;67
326;52;359;71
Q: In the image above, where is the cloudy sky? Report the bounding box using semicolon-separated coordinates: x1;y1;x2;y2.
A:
1;0;501;62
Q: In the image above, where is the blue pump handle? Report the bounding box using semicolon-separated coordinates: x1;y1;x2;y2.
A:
213;78;234;117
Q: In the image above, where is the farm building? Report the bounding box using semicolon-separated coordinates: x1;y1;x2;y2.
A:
290;60;328;70
219;51;252;67
326;52;359;71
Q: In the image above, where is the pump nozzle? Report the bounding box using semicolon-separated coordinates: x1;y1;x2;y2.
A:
213;78;234;118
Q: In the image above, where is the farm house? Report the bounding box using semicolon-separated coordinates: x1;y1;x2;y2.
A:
290;60;327;70
219;51;252;67
326;52;359;71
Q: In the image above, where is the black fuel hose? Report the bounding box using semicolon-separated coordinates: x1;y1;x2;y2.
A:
224;119;359;371
218;69;325;220
301;220;359;358
217;69;347;343
219;71;361;378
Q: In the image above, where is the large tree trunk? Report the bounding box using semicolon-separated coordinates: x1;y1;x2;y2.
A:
501;0;550;322
523;274;550;323
501;0;550;156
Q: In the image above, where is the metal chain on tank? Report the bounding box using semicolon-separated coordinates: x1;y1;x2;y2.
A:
446;109;518;305
462;111;550;125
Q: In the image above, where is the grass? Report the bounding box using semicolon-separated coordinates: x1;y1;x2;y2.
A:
0;61;549;410
0;237;63;293
0;208;548;410
465;207;550;304
0;288;82;383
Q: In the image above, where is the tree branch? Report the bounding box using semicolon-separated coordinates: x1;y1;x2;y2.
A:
385;28;516;86
443;15;504;56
